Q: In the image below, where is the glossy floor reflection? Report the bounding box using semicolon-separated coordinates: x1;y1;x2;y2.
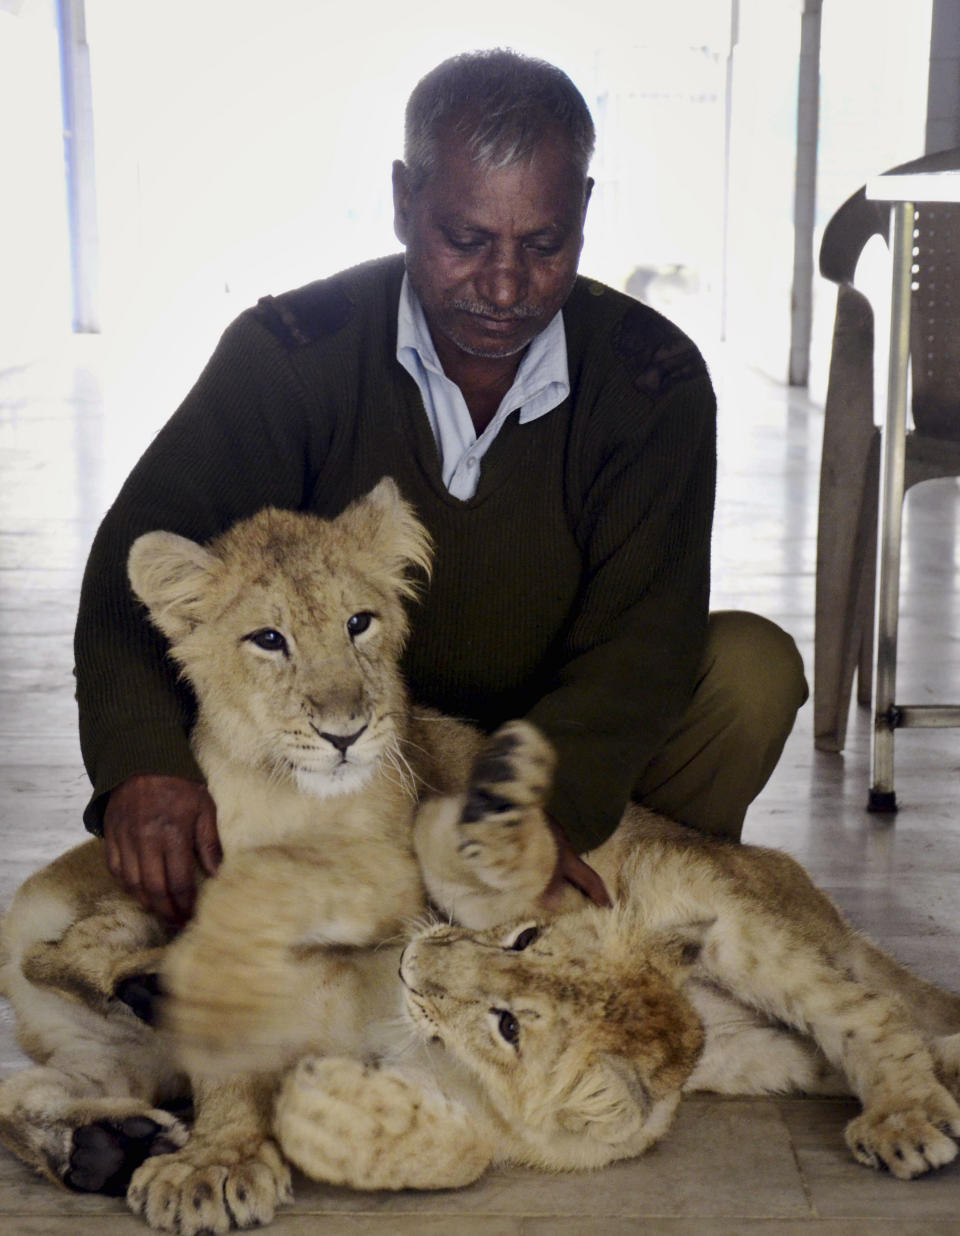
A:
2;334;960;1235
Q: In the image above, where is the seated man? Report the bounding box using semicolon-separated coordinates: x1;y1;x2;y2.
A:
74;48;807;924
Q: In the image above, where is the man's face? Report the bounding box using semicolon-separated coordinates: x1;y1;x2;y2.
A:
393;129;592;367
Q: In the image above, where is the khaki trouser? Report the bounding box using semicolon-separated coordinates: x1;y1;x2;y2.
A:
633;611;809;841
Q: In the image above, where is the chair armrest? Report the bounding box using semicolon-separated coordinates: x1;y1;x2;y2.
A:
819;187;889;286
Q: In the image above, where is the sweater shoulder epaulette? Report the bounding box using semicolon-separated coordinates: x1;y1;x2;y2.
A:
248;255;404;351
251;275;354;349
611;300;708;401
570;276;708;401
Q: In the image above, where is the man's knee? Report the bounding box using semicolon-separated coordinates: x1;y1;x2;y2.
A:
633;612;807;840
702;611;808;738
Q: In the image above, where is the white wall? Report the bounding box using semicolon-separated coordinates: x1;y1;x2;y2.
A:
0;1;70;366
808;0;933;403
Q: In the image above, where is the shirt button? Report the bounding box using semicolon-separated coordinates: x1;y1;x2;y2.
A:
466;456;478;467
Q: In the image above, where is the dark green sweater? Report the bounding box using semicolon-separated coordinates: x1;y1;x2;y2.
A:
75;254;716;852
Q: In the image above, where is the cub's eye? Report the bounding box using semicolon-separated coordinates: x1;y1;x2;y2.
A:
509;926;540;952
346;611;375;638
245;628;288;654
493;1008;520;1046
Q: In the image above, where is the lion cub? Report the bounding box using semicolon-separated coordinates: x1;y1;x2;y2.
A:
275;722;960;1190
0;481;478;1234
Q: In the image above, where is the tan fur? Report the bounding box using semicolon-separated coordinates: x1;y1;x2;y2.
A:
279;723;960;1191
0;481;473;1233
4;485;960;1231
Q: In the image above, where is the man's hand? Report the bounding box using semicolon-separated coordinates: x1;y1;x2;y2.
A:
103;774;222;925
542;816;612;909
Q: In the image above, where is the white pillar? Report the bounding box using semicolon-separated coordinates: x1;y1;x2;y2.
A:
788;0;822;386
57;0;100;333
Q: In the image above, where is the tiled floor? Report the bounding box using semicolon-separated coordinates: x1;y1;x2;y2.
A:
2;331;960;1234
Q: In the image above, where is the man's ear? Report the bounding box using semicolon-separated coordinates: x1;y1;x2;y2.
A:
582;176;594;221
392;159;412;245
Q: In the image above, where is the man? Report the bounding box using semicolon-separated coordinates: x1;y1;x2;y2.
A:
75;49;807;925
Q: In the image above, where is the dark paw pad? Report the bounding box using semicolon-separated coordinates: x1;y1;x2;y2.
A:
114;972;164;1025
65;1115;169;1196
461;787;517;824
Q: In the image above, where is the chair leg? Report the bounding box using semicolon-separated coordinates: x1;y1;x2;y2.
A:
815;427;879;751
854;438;880;708
814;286;880;753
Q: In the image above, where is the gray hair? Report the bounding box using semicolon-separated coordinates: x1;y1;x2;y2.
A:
403;49;595;192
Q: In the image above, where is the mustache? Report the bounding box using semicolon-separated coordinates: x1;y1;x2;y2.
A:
448;299;543;321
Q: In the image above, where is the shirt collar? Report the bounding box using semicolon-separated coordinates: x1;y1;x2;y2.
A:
396;273;568;424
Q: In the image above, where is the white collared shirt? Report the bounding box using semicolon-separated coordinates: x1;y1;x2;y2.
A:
396;273;570;500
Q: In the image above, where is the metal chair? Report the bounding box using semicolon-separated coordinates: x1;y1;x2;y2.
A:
814;147;960;763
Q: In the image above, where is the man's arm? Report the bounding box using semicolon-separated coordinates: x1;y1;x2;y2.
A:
527;358;717;855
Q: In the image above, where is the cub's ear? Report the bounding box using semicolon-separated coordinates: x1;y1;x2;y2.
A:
554;1053;663;1150
343;477;434;598
127;530;221;643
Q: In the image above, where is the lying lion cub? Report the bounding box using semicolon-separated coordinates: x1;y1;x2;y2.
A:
273;722;960;1190
1;482;959;1236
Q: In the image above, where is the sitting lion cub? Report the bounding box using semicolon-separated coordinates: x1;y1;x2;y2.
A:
0;480;481;1234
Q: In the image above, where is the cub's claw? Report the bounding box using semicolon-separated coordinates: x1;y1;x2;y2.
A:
127;1138;292;1234
845;1095;960;1179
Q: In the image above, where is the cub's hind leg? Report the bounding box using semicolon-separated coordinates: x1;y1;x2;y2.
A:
0;1009;187;1196
701;903;960;1178
0;1043;186;1196
415;720;562;927
0;860;185;1195
834;929;960;1099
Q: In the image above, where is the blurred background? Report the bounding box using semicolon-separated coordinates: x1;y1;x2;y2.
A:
0;0;953;496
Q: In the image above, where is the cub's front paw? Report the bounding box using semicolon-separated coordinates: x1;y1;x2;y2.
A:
455;722;558;894
114;972;164;1025
845;1088;960;1179
127;1136;292;1234
461;720;556;831
276;1056;491;1190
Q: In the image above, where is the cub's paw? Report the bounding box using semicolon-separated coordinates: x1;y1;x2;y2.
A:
455;722;557;886
114;972;164;1025
127;1137;292;1234
276;1055;405;1184
461;720;556;832
845;1089;960;1179
276;1056;491;1191
65;1110;188;1196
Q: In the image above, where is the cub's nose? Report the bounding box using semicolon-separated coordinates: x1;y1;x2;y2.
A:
319;725;367;754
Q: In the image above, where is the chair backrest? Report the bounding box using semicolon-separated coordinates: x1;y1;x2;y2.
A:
820;147;960;441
